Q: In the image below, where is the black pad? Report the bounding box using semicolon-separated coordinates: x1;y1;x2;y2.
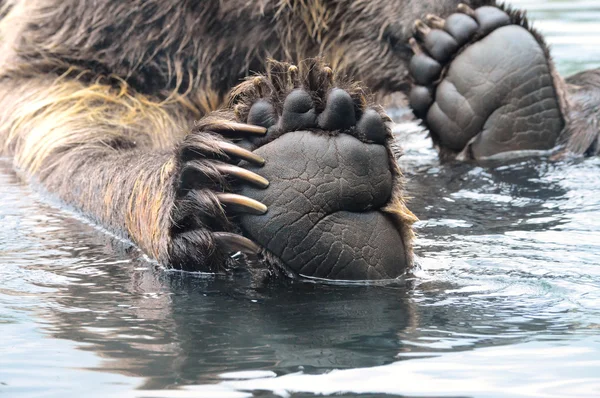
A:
317;88;357;130
357;109;388;145
239;132;406;280
445;13;479;46
409;86;434;118
475;7;510;36
424;29;459;63
279;89;317;132
410;53;442;86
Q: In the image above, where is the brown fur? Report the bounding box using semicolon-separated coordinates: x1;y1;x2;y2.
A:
0;0;492;98
8;0;589;273
563;69;600;156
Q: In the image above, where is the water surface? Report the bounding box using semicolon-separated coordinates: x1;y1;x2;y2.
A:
1;1;600;397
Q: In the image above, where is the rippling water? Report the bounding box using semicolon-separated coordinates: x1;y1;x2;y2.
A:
2;1;600;397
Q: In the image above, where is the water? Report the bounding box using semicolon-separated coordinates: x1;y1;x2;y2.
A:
1;1;600;397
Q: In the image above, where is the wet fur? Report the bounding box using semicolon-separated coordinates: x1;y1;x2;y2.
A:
563;69;600;156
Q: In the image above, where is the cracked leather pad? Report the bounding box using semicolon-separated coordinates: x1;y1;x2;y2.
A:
238;131;407;280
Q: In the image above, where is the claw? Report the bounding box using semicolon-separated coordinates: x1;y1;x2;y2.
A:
214;232;261;255
212;121;267;136
409;37;422;55
216;193;268;215
414;19;431;37
457;3;476;17
288;64;300;88
323;66;334;83
215;163;269;188
425;14;445;30
218;141;265;166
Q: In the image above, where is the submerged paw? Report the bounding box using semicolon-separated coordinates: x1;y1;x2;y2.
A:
408;4;564;161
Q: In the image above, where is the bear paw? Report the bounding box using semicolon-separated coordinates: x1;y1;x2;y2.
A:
228;60;415;280
409;3;565;162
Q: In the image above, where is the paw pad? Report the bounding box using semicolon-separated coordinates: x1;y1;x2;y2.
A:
317;88;357;130
280;89;317;131
247;100;277;128
224;60;410;280
357;109;388;145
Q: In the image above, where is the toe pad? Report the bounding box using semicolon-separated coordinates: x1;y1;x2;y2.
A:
280;89;317;131
248;100;277;128
357;109;388;145
318;88;357;130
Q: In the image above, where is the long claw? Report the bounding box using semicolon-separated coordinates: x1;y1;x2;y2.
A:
214;121;267;136
214;232;261;255
414;19;431;36
425;14;445;30
409;38;422;55
215;164;269;188
457;3;476;17
218;141;265;166
216;193;268;215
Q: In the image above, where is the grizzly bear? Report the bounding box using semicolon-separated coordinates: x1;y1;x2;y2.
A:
0;0;596;280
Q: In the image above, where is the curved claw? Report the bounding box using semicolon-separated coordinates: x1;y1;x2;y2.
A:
216;193;268;215
414;19;432;37
218;141;265;166
457;3;476;17
425;14;445;30
214;232;261;255
211;121;267;136
215;163;269;188
409;37;423;55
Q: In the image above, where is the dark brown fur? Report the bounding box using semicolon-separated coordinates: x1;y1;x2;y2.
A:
0;0;494;102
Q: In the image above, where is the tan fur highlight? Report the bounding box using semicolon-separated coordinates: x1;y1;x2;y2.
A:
0;75;193;175
126;167;172;260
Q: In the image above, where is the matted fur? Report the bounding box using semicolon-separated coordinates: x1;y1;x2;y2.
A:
563;70;600;156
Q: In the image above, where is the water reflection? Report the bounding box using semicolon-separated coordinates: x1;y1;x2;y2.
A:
0;164;418;390
2;153;599;397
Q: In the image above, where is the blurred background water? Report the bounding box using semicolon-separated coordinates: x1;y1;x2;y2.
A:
1;0;600;397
